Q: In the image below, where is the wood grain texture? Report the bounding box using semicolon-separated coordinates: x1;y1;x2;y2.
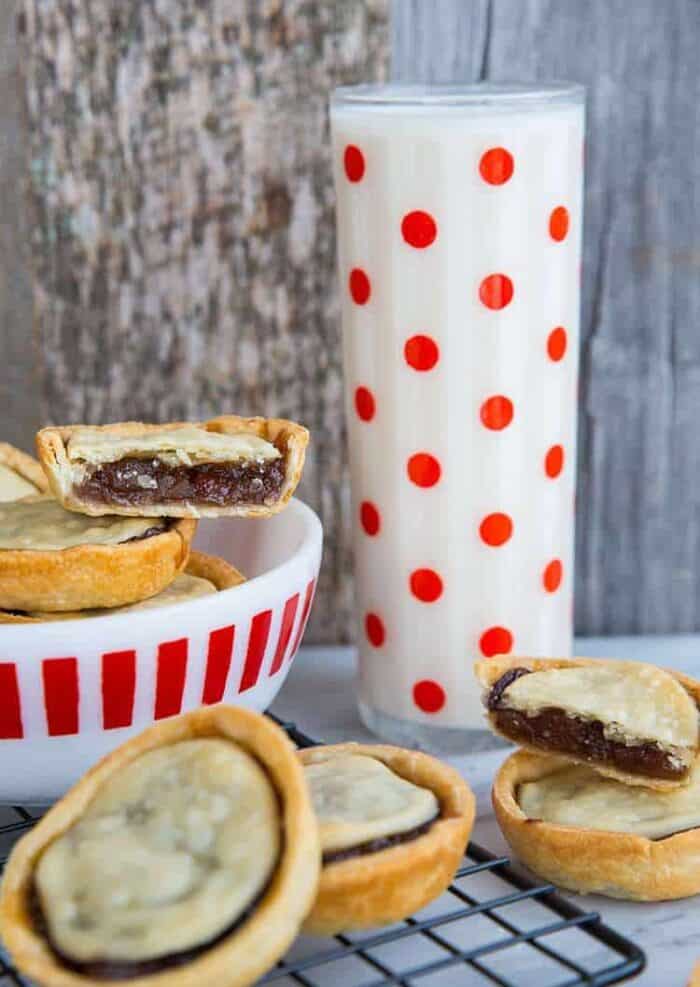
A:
394;0;700;635
21;0;389;643
0;0;38;451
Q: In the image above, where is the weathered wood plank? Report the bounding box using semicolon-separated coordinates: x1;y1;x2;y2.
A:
21;0;389;643
0;0;37;451
393;0;700;635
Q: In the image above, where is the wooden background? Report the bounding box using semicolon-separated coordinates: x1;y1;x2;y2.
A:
3;0;699;640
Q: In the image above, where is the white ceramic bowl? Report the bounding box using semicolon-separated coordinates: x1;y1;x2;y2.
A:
0;499;322;802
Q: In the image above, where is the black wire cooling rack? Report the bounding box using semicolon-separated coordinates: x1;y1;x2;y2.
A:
0;718;646;987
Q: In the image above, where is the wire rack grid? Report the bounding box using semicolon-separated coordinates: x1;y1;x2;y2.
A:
0;719;646;987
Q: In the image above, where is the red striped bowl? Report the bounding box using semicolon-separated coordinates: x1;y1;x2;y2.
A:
0;498;322;802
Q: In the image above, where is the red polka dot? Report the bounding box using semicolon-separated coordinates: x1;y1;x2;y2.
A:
360;500;380;536
479;274;514;310
480;395;514;431
365;612;385;647
413;679;446;714
547;327;567;362
479;513;513;547
549;206;570;242
479;147;514;185
349;268;371;305
344;145;365;182
355;386;375;422
480;626;514;658
410;568;443;603
404;334;439;371
543;559;563;593
545;445;564;478
401;210;437;249
407;453;441;488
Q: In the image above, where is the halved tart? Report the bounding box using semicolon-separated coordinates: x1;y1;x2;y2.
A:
494;749;700;900
0;496;195;612
0;442;48;501
0;551;243;623
476;656;700;789
299;742;475;935
0;706;320;987
37;416;309;519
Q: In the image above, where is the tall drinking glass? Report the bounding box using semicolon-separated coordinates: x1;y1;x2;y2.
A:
330;84;585;751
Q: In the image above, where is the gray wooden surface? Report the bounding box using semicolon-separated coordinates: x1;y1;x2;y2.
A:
19;0;388;644
394;0;700;636
0;0;38;451
2;1;700;638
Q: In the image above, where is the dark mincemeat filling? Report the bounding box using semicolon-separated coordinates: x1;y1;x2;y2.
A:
322;815;438;865
488;668;686;781
124;524;167;542
75;456;286;508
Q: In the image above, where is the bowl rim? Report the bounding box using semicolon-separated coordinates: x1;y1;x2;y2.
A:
0;498;323;639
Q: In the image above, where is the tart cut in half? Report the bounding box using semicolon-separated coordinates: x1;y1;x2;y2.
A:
298;743;475;935
0;551;243;623
37;415;309;519
476;656;700;789
0;496;195;612
494;750;700;901
0;706;320;987
0;442;48;501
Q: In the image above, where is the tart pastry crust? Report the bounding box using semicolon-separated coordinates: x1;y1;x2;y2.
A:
0;499;195;612
493;749;700;900
475;656;700;790
0;442;48;500
37;416;309;519
0;705;320;987
298;743;475;935
0;551;243;623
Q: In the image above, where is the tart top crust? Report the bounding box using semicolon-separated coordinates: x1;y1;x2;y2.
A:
36;739;280;964
0;497;165;551
518;760;700;840
0;706;320;987
65;424;281;468
0;443;48;501
487;661;698;749
0;465;39;502
304;752;438;853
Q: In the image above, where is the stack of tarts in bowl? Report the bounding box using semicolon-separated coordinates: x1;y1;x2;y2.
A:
476;656;700;901
0;705;476;987
0;417;321;802
1;415;309;621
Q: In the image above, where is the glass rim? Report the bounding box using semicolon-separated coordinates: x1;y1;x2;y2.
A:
331;81;585;109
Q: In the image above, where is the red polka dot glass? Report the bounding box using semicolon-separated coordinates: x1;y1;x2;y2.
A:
331;82;584;751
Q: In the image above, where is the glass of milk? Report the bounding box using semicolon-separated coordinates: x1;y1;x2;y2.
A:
330;83;585;751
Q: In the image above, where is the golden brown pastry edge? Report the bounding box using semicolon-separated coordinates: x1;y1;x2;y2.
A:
0;549;242;623
0;518;195;613
493;748;700;901
298;741;475;935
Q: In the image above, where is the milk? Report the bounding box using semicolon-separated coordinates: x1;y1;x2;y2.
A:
330;84;585;749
